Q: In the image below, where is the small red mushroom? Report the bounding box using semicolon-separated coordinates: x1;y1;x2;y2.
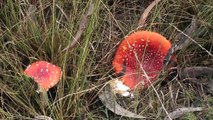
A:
24;61;61;91
24;61;61;106
112;31;171;95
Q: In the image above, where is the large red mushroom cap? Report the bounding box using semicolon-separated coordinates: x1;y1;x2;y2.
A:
24;61;61;91
112;31;171;90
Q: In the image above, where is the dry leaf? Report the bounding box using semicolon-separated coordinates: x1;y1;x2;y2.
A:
164;17;197;67
62;2;93;52
98;84;146;119
138;0;161;26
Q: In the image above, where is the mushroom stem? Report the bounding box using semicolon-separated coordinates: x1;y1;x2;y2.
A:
38;86;49;107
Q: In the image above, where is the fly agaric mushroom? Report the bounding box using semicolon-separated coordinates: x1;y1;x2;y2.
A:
112;31;171;96
24;61;61;91
24;61;61;106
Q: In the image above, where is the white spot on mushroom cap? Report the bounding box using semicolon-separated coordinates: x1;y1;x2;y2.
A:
51;82;54;86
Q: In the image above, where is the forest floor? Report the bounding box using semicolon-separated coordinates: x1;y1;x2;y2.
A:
0;0;213;119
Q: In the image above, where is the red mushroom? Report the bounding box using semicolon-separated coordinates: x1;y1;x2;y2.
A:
112;31;171;96
24;61;61;106
24;61;61;91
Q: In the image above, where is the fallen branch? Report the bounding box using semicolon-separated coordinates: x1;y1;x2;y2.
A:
62;2;93;52
164;107;203;120
98;83;146;119
138;0;161;26
179;66;213;79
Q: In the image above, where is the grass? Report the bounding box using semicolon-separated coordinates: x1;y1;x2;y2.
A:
0;0;213;119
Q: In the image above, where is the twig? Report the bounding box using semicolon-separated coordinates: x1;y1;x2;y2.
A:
138;0;161;26
34;115;53;120
179;66;213;94
62;2;93;52
164;107;203;120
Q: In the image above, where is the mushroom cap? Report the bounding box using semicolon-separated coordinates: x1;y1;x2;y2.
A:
24;61;61;91
112;31;171;90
